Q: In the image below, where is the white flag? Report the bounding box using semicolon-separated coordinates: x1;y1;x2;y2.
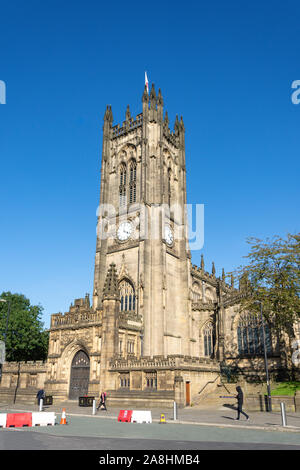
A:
145;72;149;93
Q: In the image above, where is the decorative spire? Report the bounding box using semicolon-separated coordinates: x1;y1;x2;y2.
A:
103;263;119;299
222;268;225;282
239;273;248;291
157;88;163;107
109;105;113;122
212;262;216;277
104;105;113;123
104;105;110;122
142;84;149;103
201;254;204;270
125;104;131;121
150;83;156;109
85;293;90;308
164;111;169;128
180;116;185;132
174;114;180;135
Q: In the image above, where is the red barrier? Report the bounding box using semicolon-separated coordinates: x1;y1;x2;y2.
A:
117;410;133;422
6;413;32;428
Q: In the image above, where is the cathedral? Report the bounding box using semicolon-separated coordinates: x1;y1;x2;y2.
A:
1;85;294;408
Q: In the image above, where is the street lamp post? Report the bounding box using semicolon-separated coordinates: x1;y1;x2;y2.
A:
0;298;11;381
255;300;272;412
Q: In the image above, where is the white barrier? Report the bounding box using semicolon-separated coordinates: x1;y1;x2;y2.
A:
32;412;56;426
0;413;7;428
131;410;152;424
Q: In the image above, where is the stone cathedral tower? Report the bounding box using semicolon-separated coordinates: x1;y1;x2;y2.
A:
93;84;192;358
1;84;297;408
34;83;288;409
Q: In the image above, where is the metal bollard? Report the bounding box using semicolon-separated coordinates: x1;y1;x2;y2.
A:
173;401;177;421
39;398;43;412
280;402;287;427
92;399;96;415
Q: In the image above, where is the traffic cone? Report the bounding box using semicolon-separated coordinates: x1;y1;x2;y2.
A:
60;408;67;425
159;413;166;424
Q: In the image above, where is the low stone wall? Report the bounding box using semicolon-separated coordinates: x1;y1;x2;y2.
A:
106;389;176;409
245;394;297;412
295;391;300;411
0;361;48;404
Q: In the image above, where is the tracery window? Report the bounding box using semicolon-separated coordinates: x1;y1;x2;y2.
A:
192;282;201;302
119;163;127;207
120;373;130;388
237;313;272;356
203;322;214;357
119;279;136;312
127;339;135;354
129;160;137;203
167;168;171;206
146;372;157;389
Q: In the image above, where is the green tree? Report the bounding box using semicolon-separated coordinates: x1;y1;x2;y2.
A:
234;233;300;335
0;292;49;362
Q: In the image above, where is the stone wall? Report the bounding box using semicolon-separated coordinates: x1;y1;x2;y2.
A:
245;394;298;412
0;361;48;404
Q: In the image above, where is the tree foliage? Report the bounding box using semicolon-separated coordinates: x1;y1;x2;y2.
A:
0;292;49;362
235;233;300;335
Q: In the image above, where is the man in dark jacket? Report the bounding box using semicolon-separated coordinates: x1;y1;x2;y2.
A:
235;386;249;420
36;389;45;406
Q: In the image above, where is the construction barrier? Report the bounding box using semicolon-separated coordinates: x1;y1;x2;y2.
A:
60;408;67;425
6;413;32;428
0;414;7;428
117;410;133;422
32;412;56;427
131;410;152;424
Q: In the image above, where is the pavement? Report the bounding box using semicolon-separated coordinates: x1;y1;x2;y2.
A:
1;400;300;433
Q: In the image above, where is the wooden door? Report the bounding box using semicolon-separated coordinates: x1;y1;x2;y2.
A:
69;350;90;400
185;382;191;406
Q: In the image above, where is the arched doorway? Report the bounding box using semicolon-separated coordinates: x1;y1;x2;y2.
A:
69;350;90;399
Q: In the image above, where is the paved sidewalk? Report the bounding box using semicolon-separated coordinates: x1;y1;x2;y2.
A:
1;400;300;433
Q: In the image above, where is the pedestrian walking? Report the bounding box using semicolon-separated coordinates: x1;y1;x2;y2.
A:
97;391;107;411
235;386;249;421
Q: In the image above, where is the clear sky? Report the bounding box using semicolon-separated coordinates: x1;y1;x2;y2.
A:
0;0;299;329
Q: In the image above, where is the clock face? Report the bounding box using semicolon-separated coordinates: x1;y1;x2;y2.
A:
117;222;132;241
164;225;174;245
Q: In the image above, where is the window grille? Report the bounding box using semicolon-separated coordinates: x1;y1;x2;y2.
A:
237;313;272;356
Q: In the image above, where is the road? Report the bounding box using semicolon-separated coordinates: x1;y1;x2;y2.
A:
1;415;300;451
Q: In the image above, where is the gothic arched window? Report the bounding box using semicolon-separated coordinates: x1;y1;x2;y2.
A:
203;322;214;357
237;313;272;356
192;282;201;302
167;168;171;206
119;163;127;207
129;160;137;204
119;279;135;312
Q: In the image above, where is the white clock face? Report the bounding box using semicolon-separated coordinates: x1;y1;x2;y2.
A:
117;222;132;241
164;225;174;245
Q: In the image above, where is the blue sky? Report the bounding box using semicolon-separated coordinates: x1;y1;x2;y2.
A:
0;0;299;328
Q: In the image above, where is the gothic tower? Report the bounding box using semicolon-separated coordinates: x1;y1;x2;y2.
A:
93;85;192;357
